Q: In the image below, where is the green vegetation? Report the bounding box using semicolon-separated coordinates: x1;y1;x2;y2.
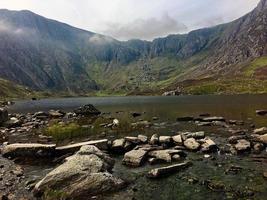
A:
46;122;89;141
185;78;267;95
244;56;267;77
43;189;67;200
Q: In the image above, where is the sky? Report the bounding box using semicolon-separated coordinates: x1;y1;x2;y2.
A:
0;0;260;41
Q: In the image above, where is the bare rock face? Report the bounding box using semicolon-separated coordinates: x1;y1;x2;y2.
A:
34;145;125;199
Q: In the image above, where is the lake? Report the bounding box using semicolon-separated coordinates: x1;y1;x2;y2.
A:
6;94;267;200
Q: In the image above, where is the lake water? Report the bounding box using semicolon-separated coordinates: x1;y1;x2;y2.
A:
8;94;267;200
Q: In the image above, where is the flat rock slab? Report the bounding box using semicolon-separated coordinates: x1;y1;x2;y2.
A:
147;162;192;178
56;139;108;155
201;117;225;122
122;149;147;167
2;143;56;158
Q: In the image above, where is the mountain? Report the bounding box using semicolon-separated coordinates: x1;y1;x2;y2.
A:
0;0;266;96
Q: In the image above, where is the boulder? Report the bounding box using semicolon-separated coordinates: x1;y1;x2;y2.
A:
147;162;192;178
125;136;141;144
4;117;22;128
200;137;217;152
258;134;267;144
56;139;108;155
148;149;185;163
253;127;267;135
149;134;159;145
122;149;147;167
159;136;172;144
172;135;183;145
138;134;148;143
33;111;49;119
256;110;267;116
184;138;200;151
111;139;126;153
253;143;265;153
73;104;101;116
228;135;247;144
34;145;125;198
2;143;56;158
234;139;251;153
0;108;8;124
48;110;65;118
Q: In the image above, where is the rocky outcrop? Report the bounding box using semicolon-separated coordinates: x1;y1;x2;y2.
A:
73;104;101;116
2;143;56;158
147;162;192;178
34;145;125;199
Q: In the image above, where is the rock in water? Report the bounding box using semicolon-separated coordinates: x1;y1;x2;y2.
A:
234;139;251;153
74;104;101;116
253;127;267;135
184;138;200;151
149;134;159;145
147;162;192;178
122;149;147;167
34;145;125;199
2;143;56;158
0;108;8;124
172;135;183;145
256;110;267;116
258;134;267;144
200;137;217;153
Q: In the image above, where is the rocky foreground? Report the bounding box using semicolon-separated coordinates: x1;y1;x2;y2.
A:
0;104;267;199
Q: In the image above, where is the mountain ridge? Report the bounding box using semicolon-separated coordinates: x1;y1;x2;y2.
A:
0;0;266;96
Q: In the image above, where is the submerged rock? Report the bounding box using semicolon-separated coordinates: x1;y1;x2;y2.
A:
74;104;101;116
176;116;194;122
122;149;147;167
2;143;56;158
34;145;125;199
147;162;192;178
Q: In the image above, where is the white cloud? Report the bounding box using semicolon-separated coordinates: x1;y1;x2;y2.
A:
0;0;260;40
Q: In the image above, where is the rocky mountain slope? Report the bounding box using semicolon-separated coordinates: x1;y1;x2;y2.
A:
0;0;266;96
